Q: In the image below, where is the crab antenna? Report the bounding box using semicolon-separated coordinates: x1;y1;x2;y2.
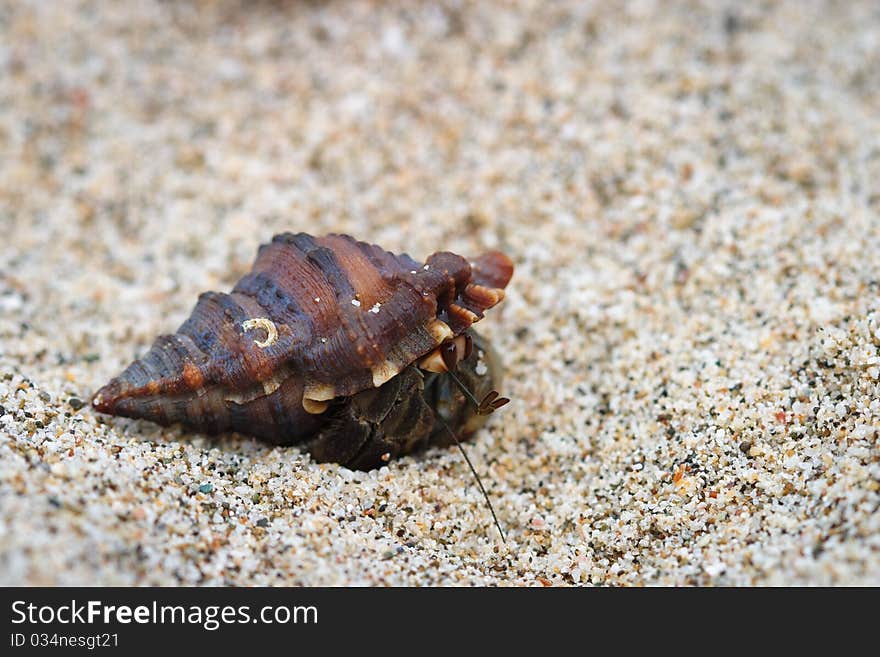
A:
445;368;509;415
445;368;485;409
433;410;507;545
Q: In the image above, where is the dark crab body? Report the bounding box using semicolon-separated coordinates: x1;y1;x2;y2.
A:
92;233;513;470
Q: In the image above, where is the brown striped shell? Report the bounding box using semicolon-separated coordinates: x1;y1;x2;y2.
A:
91;233;513;454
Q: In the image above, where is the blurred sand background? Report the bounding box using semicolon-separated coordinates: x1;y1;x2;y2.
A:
2;0;879;585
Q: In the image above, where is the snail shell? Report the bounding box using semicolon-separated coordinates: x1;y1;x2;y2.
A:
92;233;513;469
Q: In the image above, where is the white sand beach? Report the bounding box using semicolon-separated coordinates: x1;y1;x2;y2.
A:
1;0;879;585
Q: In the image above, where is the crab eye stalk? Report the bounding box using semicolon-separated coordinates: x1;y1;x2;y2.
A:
441;340;460;371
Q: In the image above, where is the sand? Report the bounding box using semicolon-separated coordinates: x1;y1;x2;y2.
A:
1;0;879;586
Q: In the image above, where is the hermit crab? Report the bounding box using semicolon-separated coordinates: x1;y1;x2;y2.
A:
92;233;514;538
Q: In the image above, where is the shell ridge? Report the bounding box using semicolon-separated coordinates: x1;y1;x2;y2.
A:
232;270;306;326
285;234;374;374
307;242;379;370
